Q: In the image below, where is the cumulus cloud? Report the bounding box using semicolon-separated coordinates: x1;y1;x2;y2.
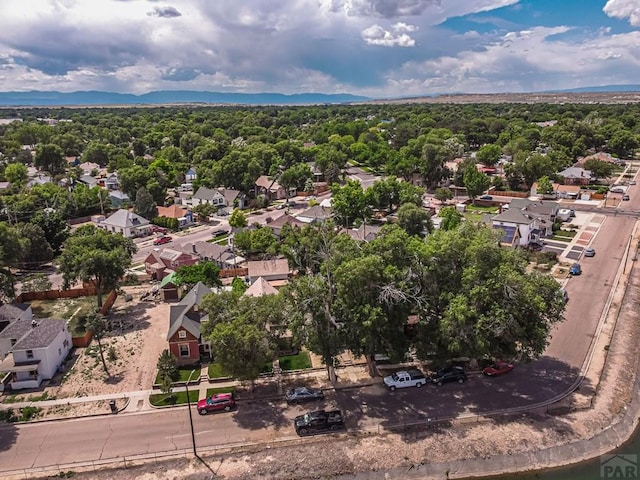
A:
147;6;181;18
603;0;640;26
361;23;417;46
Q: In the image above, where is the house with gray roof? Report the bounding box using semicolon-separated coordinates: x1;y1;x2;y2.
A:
191;186;246;214
0;302;32;333
558;166;593;185
491;199;558;247
167;282;213;365
180;242;237;269
95;209;151;238
296;205;333;224
0;318;72;390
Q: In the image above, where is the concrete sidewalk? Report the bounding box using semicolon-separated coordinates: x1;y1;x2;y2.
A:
0;363;375;415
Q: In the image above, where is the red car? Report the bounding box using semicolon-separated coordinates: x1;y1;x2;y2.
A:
153;235;172;246
197;393;236;415
150;226;168;234
482;361;514;377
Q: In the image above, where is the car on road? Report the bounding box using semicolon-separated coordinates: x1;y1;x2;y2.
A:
479;195;493;200
285;386;325;404
569;262;582;275
211;229;228;237
294;409;344;436
153;235;172;246
584;248;596;257
623;194;630;201
429;366;467;386
197;393;236;415
482;361;514;377
630;180;637;186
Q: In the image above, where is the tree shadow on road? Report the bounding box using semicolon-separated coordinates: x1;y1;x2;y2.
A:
0;422;18;455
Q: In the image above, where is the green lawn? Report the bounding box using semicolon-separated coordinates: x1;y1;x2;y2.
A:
149;390;199;407
154;368;199;385
208;363;230;378
468;205;499;213
279;351;311;371
463;213;483;222
553;230;577;239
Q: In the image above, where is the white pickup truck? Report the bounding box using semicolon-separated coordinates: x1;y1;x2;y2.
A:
383;369;426;391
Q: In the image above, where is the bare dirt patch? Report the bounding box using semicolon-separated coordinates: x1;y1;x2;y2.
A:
1;287;169;419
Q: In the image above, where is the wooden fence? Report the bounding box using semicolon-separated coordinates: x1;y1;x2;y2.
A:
219;267;249;278
16;287;118;348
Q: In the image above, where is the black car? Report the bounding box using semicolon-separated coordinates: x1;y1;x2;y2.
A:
294;410;344;436
430;366;467;386
285;386;325;404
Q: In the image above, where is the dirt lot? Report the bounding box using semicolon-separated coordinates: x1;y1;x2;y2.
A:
1;286;169;418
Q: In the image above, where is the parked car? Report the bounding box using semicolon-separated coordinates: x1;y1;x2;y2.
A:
197;393;236;415
569;262;582;275
153;235;172;246
630;180;637;186
584;248;596;257
560;288;569;303
294;409;344;436
285;386;325;404
150;225;168;234
482;361;514;377
623;194;630;201
479;195;493;200
211;229;228;237
429;366;467;386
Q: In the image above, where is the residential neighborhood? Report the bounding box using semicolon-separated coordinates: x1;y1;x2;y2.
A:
0;101;639;480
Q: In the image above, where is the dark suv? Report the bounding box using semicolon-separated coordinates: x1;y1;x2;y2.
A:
430;366;467;386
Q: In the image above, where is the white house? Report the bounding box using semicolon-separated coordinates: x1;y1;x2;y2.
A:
0;318;72;390
0;302;33;332
191;187;246;213
491;199;558;247
95;209;151;238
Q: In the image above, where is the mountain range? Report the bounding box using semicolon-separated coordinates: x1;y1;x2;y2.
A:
0;90;370;107
0;85;640;107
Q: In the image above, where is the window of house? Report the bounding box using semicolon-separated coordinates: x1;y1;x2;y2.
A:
58;348;62;356
26;350;34;359
10;339;16;347
179;345;190;357
63;339;69;348
30;370;38;379
178;330;187;339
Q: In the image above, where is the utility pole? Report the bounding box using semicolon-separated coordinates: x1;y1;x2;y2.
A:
185;369;198;457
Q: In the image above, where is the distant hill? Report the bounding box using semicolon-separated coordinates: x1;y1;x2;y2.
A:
0;90;371;107
552;84;640;93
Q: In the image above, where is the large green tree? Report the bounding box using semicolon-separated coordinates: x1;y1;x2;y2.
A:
58;225;136;307
175;262;221;288
34;144;66;175
330;180;369;227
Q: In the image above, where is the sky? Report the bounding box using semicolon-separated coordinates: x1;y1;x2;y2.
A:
0;0;639;98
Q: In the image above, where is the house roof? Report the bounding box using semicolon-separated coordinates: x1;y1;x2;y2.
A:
268;214;306;230
108;190;130;200
101;209;150;228
558;166;592;179
297;205;332;221
160;271;178;288
180;241;231;261
78;161;100;173
556;185;581;193
492;208;534;225
255;175;282;191
0;318;66;350
346;224;382;242
78;175;98;185
244;277;278;297
247;258;290;278
157;205;188;219
0;302;30;322
159;248;193;262
167;281;213;340
193;186;223;201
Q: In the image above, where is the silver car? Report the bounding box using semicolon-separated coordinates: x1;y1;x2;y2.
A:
285;386;325;404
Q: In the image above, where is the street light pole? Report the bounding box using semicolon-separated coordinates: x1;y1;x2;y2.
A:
185;369;198;457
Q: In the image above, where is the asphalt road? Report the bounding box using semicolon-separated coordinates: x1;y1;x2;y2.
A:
2;189;639;473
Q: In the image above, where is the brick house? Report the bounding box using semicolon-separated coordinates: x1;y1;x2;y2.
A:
167;282;214;365
558;167;593;186
144;248;199;281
